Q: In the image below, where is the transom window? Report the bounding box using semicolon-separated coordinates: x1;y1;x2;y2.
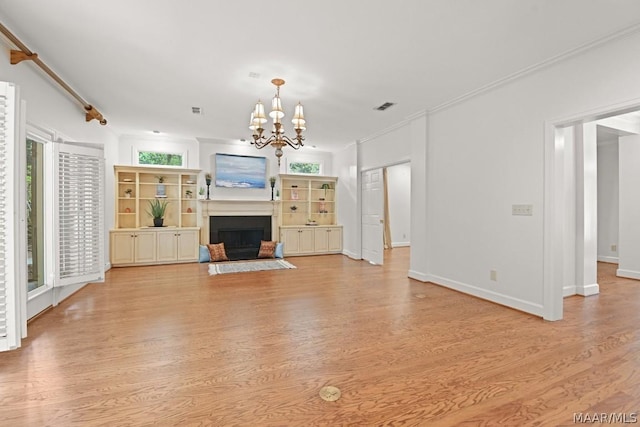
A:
138;150;184;167
287;161;322;175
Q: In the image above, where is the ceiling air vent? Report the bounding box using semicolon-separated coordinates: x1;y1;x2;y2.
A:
374;102;396;111
192;106;202;115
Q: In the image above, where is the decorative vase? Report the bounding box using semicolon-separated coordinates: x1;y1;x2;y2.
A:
124;193;131;199
153;218;164;227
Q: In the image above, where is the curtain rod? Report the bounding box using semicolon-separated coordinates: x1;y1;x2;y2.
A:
0;21;107;125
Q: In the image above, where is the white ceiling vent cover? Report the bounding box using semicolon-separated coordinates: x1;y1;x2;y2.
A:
374;102;396;111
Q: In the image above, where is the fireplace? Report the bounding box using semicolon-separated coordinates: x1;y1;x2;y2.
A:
209;216;272;260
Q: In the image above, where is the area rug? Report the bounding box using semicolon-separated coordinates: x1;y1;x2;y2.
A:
208;259;297;275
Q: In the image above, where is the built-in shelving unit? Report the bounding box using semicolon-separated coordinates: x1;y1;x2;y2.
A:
111;165;201;266
278;174;342;256
115;165;200;229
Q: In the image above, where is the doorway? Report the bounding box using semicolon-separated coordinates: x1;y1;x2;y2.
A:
361;162;412;266
544;102;640;321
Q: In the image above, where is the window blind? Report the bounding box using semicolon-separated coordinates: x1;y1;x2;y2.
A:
54;143;105;287
0;82;19;351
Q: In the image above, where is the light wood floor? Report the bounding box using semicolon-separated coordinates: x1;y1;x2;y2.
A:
1;249;639;426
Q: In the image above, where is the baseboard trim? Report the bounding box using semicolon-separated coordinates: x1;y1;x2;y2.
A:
597;256;619;264
408;269;430;282
563;286;577;297
616;268;640;281
391;242;410;248
342;249;360;260
576;283;600;296
425;274;544;317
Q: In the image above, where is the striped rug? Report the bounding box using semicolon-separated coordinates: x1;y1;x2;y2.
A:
208;259;296;275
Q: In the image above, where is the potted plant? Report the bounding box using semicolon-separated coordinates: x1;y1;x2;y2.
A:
205;173;212;200
269;176;277;200
147;199;169;227
321;183;331;198
124;188;132;198
185;190;193;199
156;176;166;197
198;187;205;199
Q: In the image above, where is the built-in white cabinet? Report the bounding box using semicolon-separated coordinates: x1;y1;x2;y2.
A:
110;230;157;265
156;229;199;262
280;225;343;256
110;227;199;266
277;174;342;256
314;226;343;253
280;227;315;255
111;165;201;267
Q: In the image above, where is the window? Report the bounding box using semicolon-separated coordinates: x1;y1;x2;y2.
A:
287;161;322;175
137;150;184;167
26;138;45;292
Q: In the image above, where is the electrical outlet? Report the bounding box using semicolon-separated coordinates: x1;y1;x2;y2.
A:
490;270;497;281
611;244;617;252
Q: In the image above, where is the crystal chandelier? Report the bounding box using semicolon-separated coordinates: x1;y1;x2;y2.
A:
249;78;305;165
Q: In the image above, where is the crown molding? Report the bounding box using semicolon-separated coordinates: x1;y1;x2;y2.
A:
430;23;640;115
358;108;427;144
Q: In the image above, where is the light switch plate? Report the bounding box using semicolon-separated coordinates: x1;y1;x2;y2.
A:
512;204;533;216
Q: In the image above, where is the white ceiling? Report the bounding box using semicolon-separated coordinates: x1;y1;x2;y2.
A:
2;1;640;153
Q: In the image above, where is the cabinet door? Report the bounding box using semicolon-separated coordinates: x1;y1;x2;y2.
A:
177;230;199;261
156;230;178;262
111;232;135;265
314;228;329;252
134;232;157;263
281;228;302;255
327;227;342;252
298;228;315;254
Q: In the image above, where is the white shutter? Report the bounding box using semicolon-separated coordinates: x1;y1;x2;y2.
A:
0;82;20;351
54;143;105;287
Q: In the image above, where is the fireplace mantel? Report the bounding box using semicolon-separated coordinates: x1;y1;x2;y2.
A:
198;200;279;243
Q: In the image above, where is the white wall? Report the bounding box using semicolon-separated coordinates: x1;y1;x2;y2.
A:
597;139;619;263
0;53;119;254
119;134;200;169
424;30;640;318
617;134;640;280
574;123;599;297
352;114;427;274
359;125;411;171
386;163;411;247
198;141;332;200
0;50;119;305
334;143;359;259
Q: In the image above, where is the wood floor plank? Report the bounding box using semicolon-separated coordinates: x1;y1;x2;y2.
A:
1;250;639;426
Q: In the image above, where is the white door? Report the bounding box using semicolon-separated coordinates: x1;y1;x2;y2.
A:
361;169;384;265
